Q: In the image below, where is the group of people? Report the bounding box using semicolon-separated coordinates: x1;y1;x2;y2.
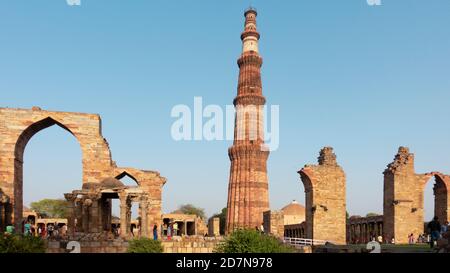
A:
402;217;449;248
164;222;179;240
426;216;449;248
3;221;67;239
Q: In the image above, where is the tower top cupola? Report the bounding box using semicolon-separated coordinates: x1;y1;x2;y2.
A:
241;7;260;53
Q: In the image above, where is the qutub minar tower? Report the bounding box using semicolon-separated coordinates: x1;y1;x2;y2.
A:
226;8;270;233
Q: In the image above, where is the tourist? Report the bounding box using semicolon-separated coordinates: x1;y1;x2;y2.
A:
24;221;32;236
417;234;423;243
391;237;395;244
54;224;59;238
377;235;382;243
167;223;172;240
427;216;441;248
260;223;265;234
441;221;449;236
173;222;178;237
134;225;140;237
61;224;68;237
40;226;47;238
5;224;15;235
47;224;54;238
408;233;415;244
153;224;158;240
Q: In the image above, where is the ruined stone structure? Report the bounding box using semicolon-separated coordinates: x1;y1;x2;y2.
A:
226;8;270;233
263;210;284;238
0;107;166;235
284;222;306;239
383;146;450;244
298;147;347;244
208;217;220;237
161;213;208;237
347;215;384;244
0;189;10;232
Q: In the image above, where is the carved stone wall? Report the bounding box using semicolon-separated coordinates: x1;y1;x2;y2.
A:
0;107;166;232
298;147;347;244
383;147;450;244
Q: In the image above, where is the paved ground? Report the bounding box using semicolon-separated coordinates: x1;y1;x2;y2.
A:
313;243;435;253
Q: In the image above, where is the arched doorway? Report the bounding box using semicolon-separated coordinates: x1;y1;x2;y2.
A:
14;117;82;230
112;172;140;236
0;108;115;229
297;147;347;244
383;147;450;244
23;122;82;234
422;174;448;228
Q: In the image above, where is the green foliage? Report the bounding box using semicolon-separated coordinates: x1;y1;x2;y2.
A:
172;204;206;220
0;235;45;253
214;229;295;253
211;207;227;235
30;199;69;218
127;238;163;253
366;213;380;217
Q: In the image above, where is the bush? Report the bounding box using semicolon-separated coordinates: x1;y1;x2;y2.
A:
127;238;163;253
0;234;46;253
214;229;295;253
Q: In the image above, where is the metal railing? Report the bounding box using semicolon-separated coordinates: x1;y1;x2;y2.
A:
283;237;329;248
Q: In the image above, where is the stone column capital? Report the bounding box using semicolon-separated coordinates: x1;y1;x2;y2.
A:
83;198;93;208
64;193;77;202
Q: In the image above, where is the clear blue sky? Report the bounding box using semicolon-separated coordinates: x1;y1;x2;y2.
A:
1;0;449;220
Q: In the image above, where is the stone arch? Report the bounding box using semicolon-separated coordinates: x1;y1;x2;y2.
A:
383;147;450;244
0;107;114;227
419;172;449;224
115;171;140;186
298;147;347;244
13;116;83;228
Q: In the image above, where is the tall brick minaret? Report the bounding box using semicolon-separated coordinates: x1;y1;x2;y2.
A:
226;8;270;233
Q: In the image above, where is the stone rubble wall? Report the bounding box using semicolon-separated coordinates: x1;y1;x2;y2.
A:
45;237;224;254
162;237;224;253
298;147;347;245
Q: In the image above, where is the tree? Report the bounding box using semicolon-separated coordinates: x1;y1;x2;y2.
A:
127;238;163;253
214;229;294;253
0;235;45;253
366;213;380;217
30;199;69;218
172;204;206;220
210;207;227;235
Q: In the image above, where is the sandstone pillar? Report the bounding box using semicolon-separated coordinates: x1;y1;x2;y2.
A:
89;195;101;233
139;197;149;238
298;147;347;244
74;198;83;232
64;193;76;235
82;198;92;233
119;193;130;238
